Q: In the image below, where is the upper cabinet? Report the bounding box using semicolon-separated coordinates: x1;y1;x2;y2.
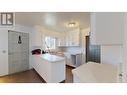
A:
57;28;80;47
66;28;80;46
56;37;66;47
90;13;125;45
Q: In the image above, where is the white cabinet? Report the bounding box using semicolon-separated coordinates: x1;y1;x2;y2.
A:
64;52;82;67
64;52;72;66
57;37;66;46
90;13;125;45
32;54;65;83
57;28;80;47
65;28;80;46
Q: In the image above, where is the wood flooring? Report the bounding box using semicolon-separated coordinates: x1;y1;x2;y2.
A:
0;65;74;83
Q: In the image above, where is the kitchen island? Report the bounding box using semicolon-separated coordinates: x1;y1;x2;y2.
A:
32;54;65;83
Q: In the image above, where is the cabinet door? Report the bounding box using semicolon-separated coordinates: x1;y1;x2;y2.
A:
72;29;80;46
66;29;80;46
65;31;71;46
57;37;66;46
90;13;125;45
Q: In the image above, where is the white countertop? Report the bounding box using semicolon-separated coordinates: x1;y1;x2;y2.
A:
37;54;65;63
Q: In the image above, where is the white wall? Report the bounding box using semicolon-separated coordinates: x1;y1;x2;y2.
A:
0;30;8;76
122;13;127;82
101;45;123;66
90;13;126;82
90;12;125;45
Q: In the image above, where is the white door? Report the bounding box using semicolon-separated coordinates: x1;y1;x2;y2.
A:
0;30;8;76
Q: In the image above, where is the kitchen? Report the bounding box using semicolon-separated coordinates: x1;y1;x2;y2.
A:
30;13;90;83
0;12;124;83
29;13;90;68
0;1;126;95
0;12;90;83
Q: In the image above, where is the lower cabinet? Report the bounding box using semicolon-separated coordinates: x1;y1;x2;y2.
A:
64;52;82;67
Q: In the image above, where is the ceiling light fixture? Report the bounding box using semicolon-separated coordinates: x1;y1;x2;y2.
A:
68;22;76;27
66;21;79;28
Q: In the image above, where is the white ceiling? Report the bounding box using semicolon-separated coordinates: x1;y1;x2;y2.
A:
15;12;90;32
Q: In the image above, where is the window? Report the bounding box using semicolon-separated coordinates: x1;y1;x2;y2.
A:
45;36;56;50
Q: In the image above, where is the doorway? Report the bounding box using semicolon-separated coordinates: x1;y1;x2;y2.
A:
85;35;101;63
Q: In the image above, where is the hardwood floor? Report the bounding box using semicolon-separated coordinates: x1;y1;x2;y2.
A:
65;66;74;83
0;65;74;83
